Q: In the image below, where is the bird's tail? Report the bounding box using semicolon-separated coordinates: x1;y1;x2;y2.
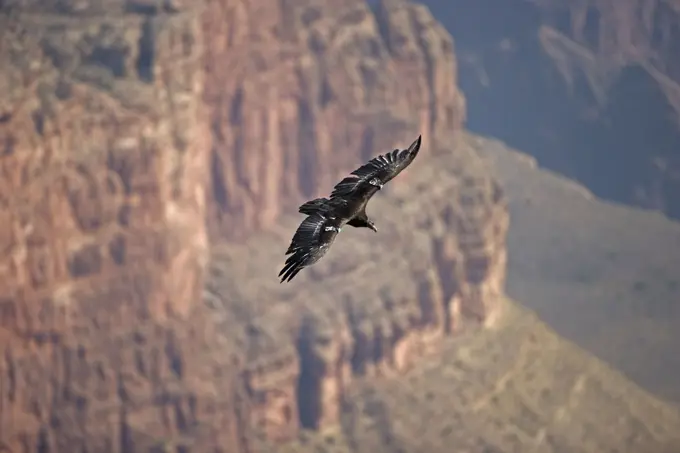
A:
298;197;330;215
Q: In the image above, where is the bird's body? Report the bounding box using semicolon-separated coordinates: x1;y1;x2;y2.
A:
279;135;422;283
298;197;373;230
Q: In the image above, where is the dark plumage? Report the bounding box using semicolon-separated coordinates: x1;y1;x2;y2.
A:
329;134;422;200
278;211;343;283
279;135;422;283
298;197;376;231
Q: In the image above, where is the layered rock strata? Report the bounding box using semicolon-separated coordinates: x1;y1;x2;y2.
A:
0;0;506;452
0;3;212;452
205;138;508;444
203;0;466;239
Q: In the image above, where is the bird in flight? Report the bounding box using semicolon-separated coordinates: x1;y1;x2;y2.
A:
279;135;422;283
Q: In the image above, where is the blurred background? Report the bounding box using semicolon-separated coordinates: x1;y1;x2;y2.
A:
0;0;679;452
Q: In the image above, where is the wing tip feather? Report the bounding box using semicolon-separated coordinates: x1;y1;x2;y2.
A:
410;134;422;155
279;253;303;282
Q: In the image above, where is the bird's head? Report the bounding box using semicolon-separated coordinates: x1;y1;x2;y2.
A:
367;220;378;232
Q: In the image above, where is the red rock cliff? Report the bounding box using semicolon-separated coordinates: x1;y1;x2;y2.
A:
0;2;213;451
0;0;506;452
203;0;466;239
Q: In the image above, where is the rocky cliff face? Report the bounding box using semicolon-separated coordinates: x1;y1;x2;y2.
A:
532;0;680;215
206;141;508;445
0;1;506;452
0;2;214;451
203;0;466;239
417;0;680;220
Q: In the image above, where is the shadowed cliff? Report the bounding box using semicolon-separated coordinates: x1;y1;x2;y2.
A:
421;0;680;220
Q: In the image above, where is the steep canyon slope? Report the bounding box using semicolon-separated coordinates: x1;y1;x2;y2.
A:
533;0;680;217
421;0;680;219
212;135;680;452
0;0;483;451
202;0;465;239
475;133;680;406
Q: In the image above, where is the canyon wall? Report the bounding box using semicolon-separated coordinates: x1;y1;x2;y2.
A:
205;140;508;445
203;0;466;239
530;0;680;216
414;0;680;219
0;0;506;452
0;2;216;451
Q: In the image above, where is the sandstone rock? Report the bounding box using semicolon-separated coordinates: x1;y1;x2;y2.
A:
277;299;680;453
206;139;508;443
0;5;211;452
0;0;501;452
203;0;466;239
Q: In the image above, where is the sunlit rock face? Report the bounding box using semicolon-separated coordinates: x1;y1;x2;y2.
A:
203;0;466;240
0;0;508;451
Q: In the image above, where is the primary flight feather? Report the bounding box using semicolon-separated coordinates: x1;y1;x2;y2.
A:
279;211;342;283
279;135;422;283
329;134;422;200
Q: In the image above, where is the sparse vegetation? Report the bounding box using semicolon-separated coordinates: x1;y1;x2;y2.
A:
472;133;680;406
274;299;680;453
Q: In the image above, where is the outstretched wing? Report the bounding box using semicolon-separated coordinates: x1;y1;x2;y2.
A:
298;197;330;216
279;213;341;283
298;196;349;217
329;135;422;199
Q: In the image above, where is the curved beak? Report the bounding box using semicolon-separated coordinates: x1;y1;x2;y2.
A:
369;223;378;232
